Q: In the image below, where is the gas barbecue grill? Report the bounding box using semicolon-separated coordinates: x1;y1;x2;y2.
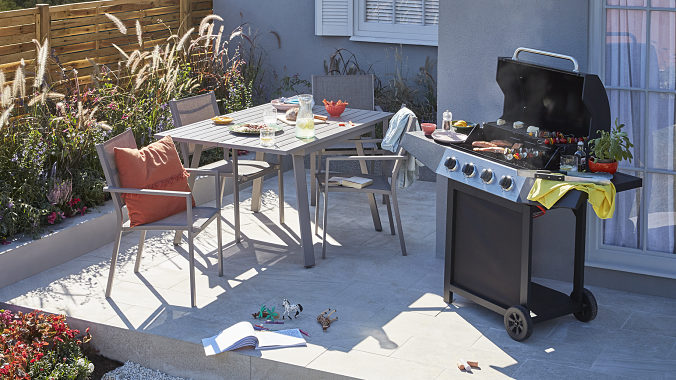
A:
401;48;643;341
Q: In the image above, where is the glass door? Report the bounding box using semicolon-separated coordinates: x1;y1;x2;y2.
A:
591;0;676;277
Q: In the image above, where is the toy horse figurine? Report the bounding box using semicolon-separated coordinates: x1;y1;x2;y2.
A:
281;298;303;319
317;308;338;331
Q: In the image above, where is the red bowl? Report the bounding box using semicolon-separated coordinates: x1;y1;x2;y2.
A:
588;158;618;174
421;123;436;135
324;102;347;117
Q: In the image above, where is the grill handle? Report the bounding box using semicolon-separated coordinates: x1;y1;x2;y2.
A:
512;47;579;73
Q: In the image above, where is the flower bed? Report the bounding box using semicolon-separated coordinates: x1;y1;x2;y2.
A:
0;309;93;379
0;14;254;244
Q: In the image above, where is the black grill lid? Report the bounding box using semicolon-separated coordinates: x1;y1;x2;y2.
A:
496;49;610;138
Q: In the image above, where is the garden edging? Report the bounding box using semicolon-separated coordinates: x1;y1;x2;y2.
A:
0;176;225;289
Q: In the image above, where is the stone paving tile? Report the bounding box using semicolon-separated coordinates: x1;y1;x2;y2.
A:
591;351;676;379
512;359;633;380
2;172;676;379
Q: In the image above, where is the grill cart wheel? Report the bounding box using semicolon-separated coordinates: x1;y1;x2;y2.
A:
504;305;533;341
571;288;597;322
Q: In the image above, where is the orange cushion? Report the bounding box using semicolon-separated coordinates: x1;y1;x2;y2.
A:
114;135;192;227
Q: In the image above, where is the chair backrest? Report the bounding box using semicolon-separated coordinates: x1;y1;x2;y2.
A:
391;114;418;179
312;74;375;111
168;91;220;128
95;129;137;213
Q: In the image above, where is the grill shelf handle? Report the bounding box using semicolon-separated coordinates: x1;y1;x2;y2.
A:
512;47;579;73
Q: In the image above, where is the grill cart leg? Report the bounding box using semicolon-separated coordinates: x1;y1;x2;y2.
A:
569;200;597;322
504;305;533;341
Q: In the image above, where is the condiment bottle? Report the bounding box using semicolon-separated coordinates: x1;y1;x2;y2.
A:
442;110;453;131
574;141;587;172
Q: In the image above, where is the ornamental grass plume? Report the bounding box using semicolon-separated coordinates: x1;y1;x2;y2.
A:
105;12;127;34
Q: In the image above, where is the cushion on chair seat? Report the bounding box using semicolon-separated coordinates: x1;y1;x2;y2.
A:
200;159;278;179
114;135;193;227
123;206;219;232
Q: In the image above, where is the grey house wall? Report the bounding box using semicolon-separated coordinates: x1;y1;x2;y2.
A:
214;0;437;100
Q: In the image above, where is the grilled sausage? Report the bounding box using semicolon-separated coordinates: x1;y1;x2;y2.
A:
472;141;497;148
473;147;507;154
490;140;512;147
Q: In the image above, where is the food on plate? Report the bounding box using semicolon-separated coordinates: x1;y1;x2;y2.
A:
211;116;234;125
285;107;299;121
322;99;348;107
473;146;507;154
453;120;468;127
314;114;328;121
472;141;497;148
230;123;267;133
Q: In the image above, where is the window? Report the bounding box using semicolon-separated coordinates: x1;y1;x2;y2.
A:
315;0;439;46
588;0;676;278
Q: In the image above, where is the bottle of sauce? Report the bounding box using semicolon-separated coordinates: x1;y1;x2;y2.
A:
442;110;453;131
574;141;587;172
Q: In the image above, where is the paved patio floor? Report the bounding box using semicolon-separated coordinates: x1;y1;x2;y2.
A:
2;171;676;379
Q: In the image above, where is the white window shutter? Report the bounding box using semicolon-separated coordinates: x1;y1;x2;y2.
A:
424;0;439;25
394;0;422;25
315;0;351;36
366;0;394;23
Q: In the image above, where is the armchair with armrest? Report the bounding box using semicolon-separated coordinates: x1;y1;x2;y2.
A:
314;114;418;257
96;129;223;308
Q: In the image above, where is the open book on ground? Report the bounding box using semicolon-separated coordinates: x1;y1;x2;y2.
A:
328;176;374;189
202;321;306;355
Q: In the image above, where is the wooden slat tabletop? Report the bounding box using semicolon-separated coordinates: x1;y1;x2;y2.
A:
155;103;393;155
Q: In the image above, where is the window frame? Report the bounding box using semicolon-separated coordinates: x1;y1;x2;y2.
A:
587;0;676;279
350;0;439;46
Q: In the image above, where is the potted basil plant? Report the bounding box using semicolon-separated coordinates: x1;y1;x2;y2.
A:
587;118;634;174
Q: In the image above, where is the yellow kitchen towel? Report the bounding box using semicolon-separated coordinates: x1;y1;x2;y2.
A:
527;179;616;219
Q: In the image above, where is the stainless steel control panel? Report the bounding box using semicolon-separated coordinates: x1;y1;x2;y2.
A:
434;146;527;203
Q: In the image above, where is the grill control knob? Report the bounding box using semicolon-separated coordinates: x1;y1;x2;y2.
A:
444;157;458;171
480;168;494;184
462;163;475;178
499;175;514;191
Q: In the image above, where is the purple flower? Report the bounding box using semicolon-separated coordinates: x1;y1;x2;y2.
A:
7;201;13;209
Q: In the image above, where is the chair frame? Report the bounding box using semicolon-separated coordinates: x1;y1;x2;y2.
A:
168;92;285;244
314;115;417;257
309;74;382;207
96;129;223;308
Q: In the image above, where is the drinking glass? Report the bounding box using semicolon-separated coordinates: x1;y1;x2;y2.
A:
260;127;275;147
560;155;578;172
263;108;277;126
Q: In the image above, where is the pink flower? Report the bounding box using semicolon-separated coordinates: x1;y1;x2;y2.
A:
47;212;57;225
80;206;87;216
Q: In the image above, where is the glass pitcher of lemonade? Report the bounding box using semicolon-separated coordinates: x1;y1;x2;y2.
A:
295;94;315;139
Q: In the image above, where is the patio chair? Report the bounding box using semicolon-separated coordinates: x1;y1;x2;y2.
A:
169;92;285;243
310;74;385;206
315;112;418;257
96;129;223;308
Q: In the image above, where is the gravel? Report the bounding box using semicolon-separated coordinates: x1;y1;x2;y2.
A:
102;361;187;380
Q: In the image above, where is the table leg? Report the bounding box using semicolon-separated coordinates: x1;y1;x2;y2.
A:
251;151;265;212
174;143;203;245
292;154;316;268
355;141;382;232
233;149;241;243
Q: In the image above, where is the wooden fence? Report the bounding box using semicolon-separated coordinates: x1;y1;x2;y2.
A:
0;0;212;83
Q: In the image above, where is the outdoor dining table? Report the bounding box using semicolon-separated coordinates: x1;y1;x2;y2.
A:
155;103;393;267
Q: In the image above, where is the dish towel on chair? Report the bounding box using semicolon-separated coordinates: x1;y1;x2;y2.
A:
381;107;422;188
527;179;616;219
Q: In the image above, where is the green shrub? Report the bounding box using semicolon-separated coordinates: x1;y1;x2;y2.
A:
0;15;253;243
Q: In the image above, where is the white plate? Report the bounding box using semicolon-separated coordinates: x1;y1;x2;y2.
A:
277;115;328;125
431;130;468;144
270;99;300;111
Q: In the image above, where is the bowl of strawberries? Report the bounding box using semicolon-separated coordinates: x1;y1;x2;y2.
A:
323;99;348;117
